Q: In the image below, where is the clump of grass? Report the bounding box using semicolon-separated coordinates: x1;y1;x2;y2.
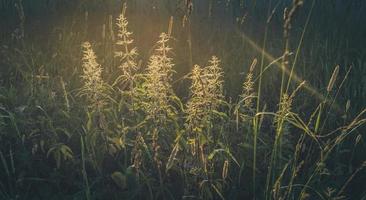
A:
1;1;366;200
277;81;306;121
236;58;258;124
265;81;307;199
242;59;257;111
136;32;179;191
184;56;228;198
185;56;224;157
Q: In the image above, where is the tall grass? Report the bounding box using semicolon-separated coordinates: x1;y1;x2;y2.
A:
0;0;365;199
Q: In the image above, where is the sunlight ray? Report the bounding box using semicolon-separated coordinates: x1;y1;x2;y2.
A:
235;29;342;112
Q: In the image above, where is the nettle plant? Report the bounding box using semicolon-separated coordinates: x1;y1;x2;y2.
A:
77;5;236;196
181;56;236;198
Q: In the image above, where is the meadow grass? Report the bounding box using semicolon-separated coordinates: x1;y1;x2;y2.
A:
0;0;365;199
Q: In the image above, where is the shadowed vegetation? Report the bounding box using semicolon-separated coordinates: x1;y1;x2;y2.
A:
0;0;365;199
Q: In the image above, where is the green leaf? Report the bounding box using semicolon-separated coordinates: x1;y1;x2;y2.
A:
111;171;127;189
208;148;239;167
211;183;225;200
86;111;92;131
212;110;228;119
60;145;73;160
199;133;208;146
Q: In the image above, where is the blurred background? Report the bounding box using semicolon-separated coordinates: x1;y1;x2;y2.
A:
1;0;365;107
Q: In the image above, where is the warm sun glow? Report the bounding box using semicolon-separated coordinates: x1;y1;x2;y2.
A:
0;0;364;199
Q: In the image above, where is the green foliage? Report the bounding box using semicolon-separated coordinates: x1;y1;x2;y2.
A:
0;0;365;199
